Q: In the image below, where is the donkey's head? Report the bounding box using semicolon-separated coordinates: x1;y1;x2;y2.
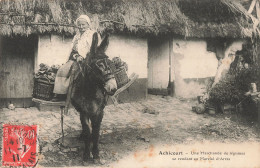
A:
83;33;117;95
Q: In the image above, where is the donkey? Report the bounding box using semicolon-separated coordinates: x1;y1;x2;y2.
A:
70;32;117;163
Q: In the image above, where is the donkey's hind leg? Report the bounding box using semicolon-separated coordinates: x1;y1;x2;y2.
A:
91;111;104;161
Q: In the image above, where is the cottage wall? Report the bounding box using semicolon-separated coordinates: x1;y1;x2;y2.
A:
37;35;72;68
162;39;243;99
37;34;148;102
172;39;218;98
147;38;245;98
147;38;219;97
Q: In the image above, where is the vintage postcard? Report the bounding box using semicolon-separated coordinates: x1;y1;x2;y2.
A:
0;0;260;167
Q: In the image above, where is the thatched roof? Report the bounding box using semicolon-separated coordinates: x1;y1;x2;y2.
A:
0;0;254;38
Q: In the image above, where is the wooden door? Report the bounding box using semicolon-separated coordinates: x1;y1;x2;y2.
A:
148;37;170;95
0;36;36;108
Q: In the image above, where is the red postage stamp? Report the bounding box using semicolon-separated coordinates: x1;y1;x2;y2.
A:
2;124;38;167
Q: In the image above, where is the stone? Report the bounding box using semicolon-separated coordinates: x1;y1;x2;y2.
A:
192;104;206;114
142;107;159;115
41;146;49;153
137;135;150;142
41;144;54;152
208;108;216;115
196;104;206;114
8;104;15;110
145;138;150;142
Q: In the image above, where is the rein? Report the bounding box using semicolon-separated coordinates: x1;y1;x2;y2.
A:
76;60;101;80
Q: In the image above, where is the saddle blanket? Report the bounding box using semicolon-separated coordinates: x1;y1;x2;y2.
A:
53;60;74;94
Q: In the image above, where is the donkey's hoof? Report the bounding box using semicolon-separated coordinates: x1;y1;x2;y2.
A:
83;153;92;162
83;161;88;166
82;157;93;165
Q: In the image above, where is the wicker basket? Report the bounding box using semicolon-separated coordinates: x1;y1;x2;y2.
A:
33;78;54;101
114;66;129;88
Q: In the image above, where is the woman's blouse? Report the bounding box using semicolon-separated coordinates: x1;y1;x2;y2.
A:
72;29;101;58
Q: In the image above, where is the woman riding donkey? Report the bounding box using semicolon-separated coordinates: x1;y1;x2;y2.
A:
52;15;103;101
53;14;118;163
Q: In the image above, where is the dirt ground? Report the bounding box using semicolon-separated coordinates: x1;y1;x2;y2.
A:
0;95;260;167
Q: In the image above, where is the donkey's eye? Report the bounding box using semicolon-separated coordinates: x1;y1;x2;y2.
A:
97;62;108;71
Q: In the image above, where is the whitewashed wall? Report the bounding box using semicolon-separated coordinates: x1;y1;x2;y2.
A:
106;35;148;78
172;39;218;98
37;35;72;68
37;34;148;78
172;40;218;79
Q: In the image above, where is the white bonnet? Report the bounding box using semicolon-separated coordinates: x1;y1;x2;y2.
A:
76;15;91;25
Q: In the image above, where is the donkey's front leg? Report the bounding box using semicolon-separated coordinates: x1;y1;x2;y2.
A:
79;111;88;141
91;111;104;161
80;112;92;161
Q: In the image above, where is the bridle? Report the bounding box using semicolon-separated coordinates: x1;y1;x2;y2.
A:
79;57;115;91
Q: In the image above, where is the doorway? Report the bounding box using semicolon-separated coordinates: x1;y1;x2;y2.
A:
0;36;37;108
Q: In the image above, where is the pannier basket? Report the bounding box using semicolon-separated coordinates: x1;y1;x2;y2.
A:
114;66;129;88
33;78;54;101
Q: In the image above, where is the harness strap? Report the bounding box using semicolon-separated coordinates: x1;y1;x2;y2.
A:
77;62;85;77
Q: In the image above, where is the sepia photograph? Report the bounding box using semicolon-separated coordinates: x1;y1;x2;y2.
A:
0;0;260;167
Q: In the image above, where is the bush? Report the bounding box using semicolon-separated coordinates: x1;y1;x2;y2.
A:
209;66;258;105
209;75;242;104
234;65;259;92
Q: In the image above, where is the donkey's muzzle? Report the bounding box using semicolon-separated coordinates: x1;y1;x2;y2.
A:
104;78;117;95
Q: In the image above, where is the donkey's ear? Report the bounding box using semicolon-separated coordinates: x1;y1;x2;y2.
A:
98;34;109;53
90;32;99;54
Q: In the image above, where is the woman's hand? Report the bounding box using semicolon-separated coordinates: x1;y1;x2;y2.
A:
72;54;78;60
76;56;84;62
71;53;83;62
